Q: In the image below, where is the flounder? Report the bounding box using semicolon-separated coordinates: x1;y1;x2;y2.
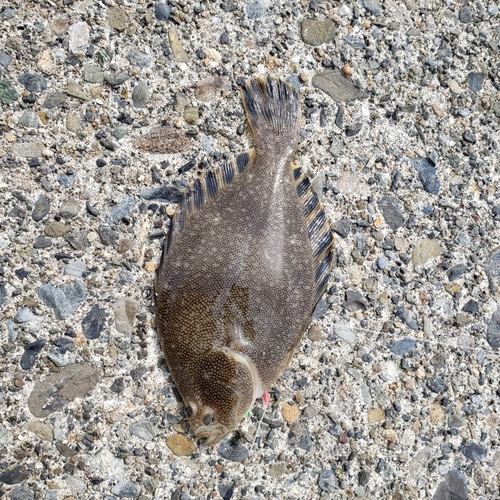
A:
155;76;333;445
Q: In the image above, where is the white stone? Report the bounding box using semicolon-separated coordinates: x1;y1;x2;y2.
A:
68;22;90;55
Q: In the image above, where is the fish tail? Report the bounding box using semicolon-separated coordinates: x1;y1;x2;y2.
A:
240;75;300;147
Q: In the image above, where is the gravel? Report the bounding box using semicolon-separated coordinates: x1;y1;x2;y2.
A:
1;0;499;498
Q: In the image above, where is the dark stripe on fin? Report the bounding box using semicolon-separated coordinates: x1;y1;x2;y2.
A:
159;150;255;263
303;194;319;217
297;177;310;197
293;167;302;180
240;75;301;147
237;152;250;172
294;167;334;306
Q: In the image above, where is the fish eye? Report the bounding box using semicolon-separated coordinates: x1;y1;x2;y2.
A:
203;412;216;425
185;402;197;418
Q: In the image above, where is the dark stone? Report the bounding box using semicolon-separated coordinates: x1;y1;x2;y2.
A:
27;363;99;418
467;72;484;92
126;49;151;68
20;339;47;370
38;280;87;320
331;217;350;238
217;441;249;462
427;376;447;393
462;299;478;314
486;308;500;348
458;5;473;23
86;201;99;216
335;105;344;128
447;263;467;281
110;377;125;393
313;297;328;318
130;364;147;381
57;172;77;188
0;50;12;68
358;470;369;486
98;226;118;246
82;305;107;340
65;231;89;250
155;2;172;21
390;337;417;356
32;195;50;222
0;466;29;485
462;130;476;144
395;306;418;330
9;485;34;500
432;469;468;500
312;70;367;103
345;122;362;137
318;470;338;492
462;442;487;461
43;92;66;109
344;35;367;50
0;281;7;307
378;195;403;230
104;72;129;87
0;78;19;104
342;290;367;312
139;185;183;203
15;268;28;280
412;157;440;194
218;483;235;500
18;73;47;93
55;442;77;458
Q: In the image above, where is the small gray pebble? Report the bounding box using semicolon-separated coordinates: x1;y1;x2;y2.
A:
18;73;47;93
390;337;417;355
32;195;50;222
82;305;107;340
459;5;473;22
217;441;249;462
246;1;266;19
155;2;172;21
427;376;447;393
132;81;151;108
318;469;338;493
110;480;140;498
462;442;487;461
15;307;37;323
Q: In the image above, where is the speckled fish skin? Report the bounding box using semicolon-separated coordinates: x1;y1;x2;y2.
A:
155;76;333;445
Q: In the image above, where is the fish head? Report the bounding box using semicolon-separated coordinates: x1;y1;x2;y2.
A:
184;347;261;446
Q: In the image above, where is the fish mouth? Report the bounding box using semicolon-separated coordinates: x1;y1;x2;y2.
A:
193;422;232;446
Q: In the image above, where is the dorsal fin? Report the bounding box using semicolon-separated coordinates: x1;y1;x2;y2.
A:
160;151;255;263
293;167;334;305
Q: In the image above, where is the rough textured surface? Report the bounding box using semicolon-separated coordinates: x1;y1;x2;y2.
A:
0;0;499;498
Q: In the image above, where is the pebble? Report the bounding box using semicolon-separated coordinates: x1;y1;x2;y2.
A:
43;92;66;109
155;2;172;21
114;123;129;139
312;70;366;103
14;307;37;323
168;28;189;63
65;230;89;250
390;337;417;355
130;420;158;441
105;72;129;87
463;442;487;461
281;403;300;423
427;376;447;393
368;408;385;422
98;226;119;246
9;486;34;500
411;238;441;266
18;73;47;93
378;195;403;229
33;237;52;249
20;339;47;370
318;470;338;492
131;81;151;108
28;363;99;418
115;270;135;286
0;466;29;485
0;51;12;68
301;19;336;46
246;1;267;19
307;324;324;341
111;480;141;498
433;470;468;500
331;217;350;238
82;65;104;84
313;297;328;318
0;78;19;104
359;0;381;15
139;185;183;203
377;255;387;270
66;111;82;133
59;198;80;218
166;434;196;456
12;142;45;158
467;72;484;92
38;280;87;319
447;263;467;281
462;299;479;314
332;323;356;344
26;421;53;441
47;346;70;367
411;157;440;194
68;22;89;54
18;109;39;128
458;5;473;23
67;79;90;101
489;3;499;16
107;7;128;31
447;79;463;95
65;260;87;278
106;197;135;222
342;290;367;312
82;305;107;340
217;440;249;462
127;49;151;68
486;308;500;348
396;306;419;330
113;298;139;333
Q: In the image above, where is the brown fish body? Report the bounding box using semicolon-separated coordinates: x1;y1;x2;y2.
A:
155;76;333;444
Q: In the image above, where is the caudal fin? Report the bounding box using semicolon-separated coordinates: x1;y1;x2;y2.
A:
240;76;300;146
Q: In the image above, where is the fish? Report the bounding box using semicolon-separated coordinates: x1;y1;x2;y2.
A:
155;75;334;445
